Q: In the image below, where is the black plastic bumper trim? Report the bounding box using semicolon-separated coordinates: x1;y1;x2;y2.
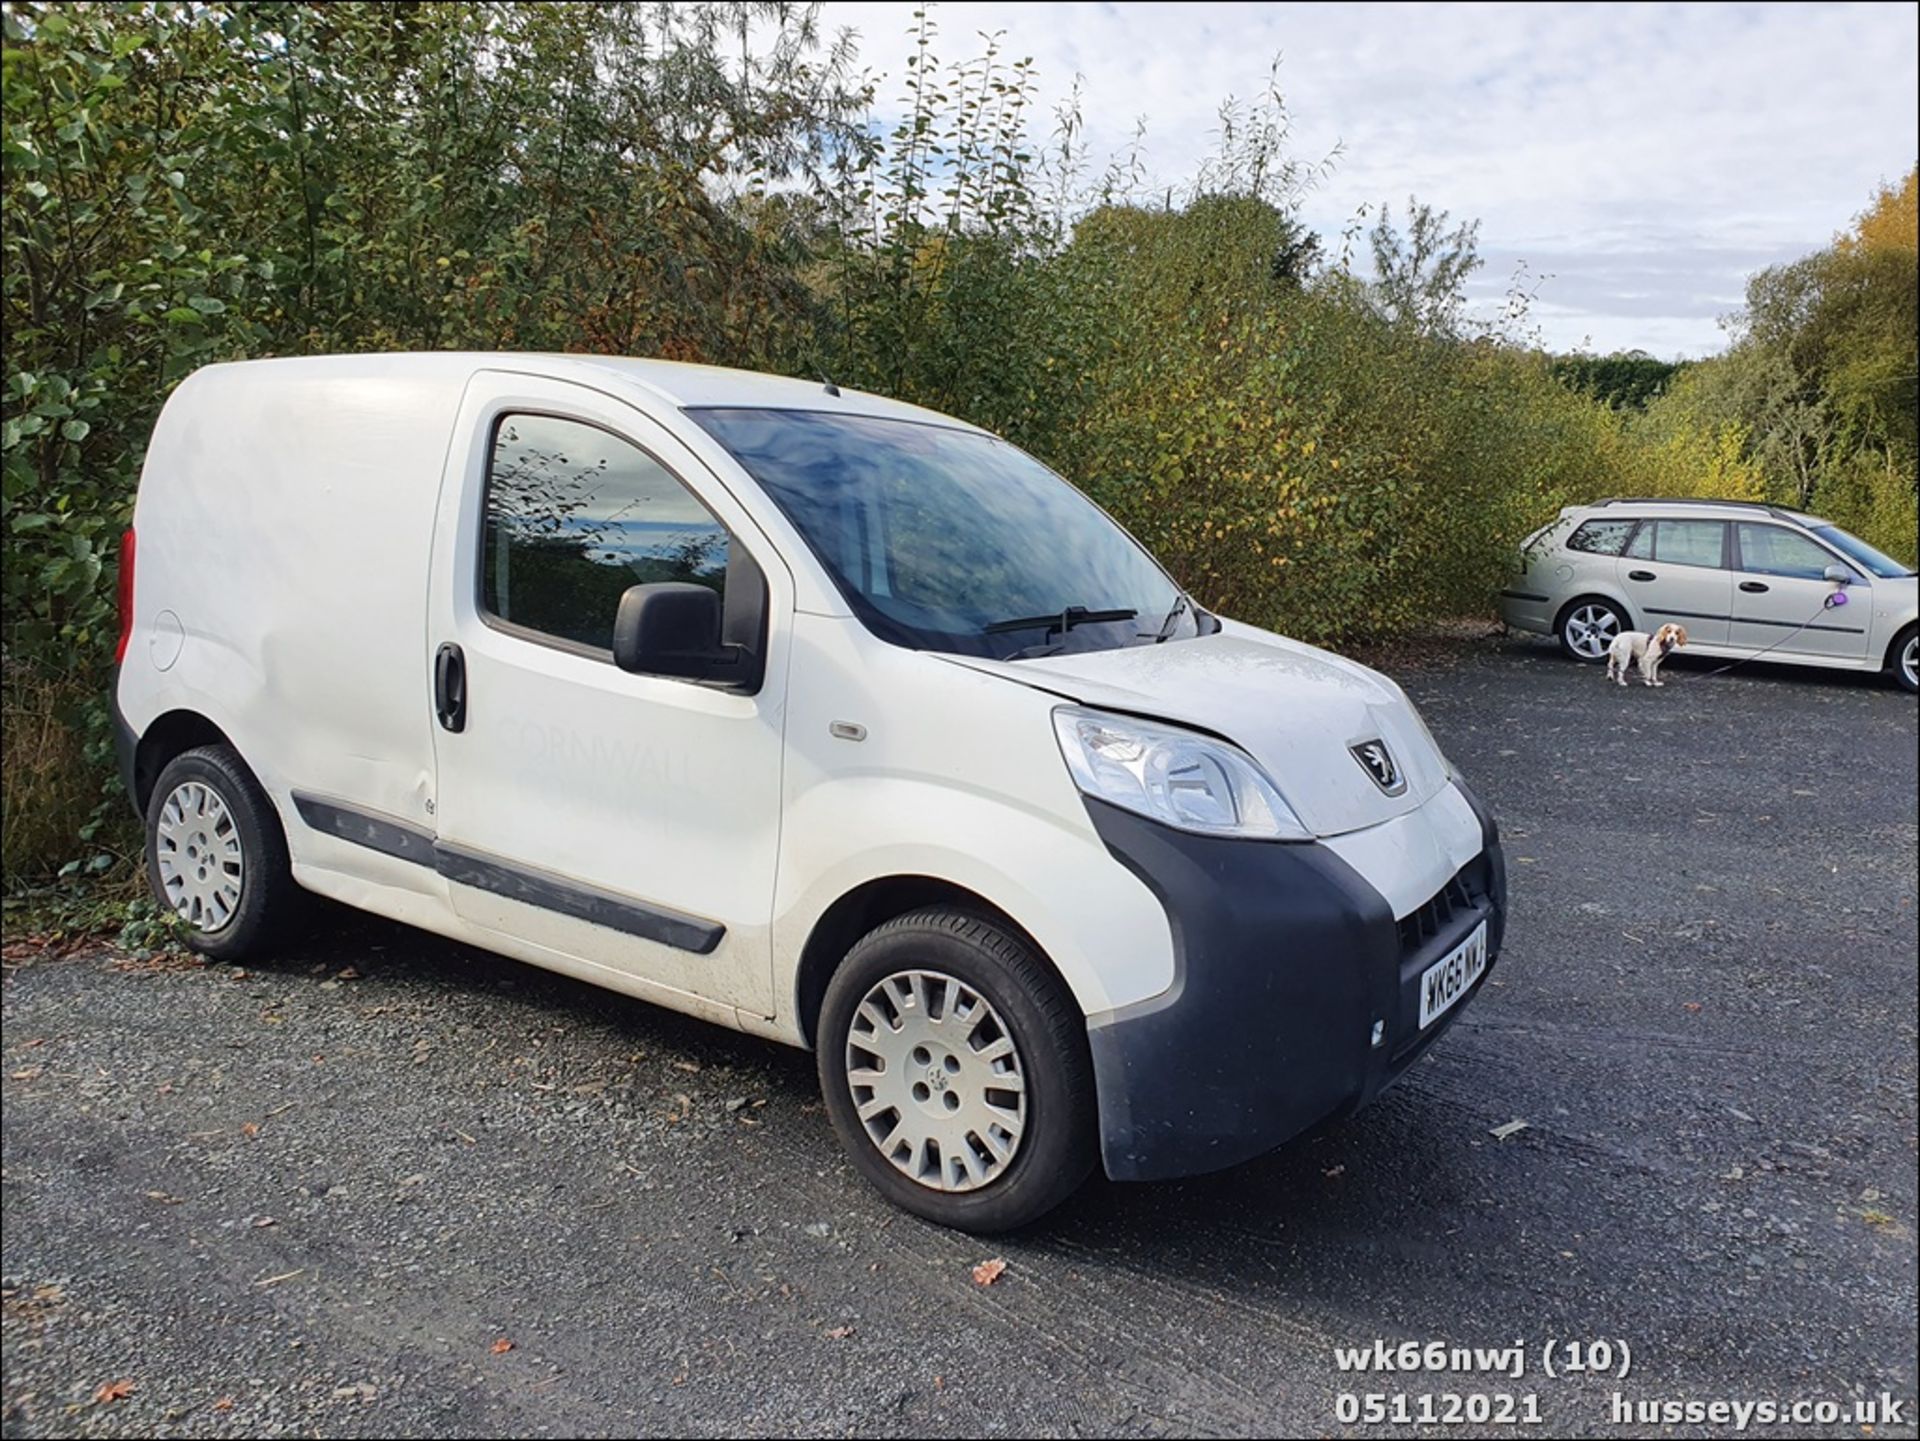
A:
291;792;724;955
1499;589;1550;603
1084;784;1505;1183
111;682;139;815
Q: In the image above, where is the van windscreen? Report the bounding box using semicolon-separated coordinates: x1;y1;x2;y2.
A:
689;408;1193;659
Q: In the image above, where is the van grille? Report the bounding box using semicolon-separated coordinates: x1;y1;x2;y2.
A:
1397;866;1479;956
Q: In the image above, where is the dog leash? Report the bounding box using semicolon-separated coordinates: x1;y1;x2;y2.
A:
1700;592;1849;678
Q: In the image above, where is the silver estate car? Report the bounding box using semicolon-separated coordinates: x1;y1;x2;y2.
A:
1500;498;1918;693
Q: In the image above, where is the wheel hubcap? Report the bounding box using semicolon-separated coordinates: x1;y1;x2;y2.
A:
844;969;1027;1193
155;781;244;932
1904;636;1917;687
1566;605;1619;659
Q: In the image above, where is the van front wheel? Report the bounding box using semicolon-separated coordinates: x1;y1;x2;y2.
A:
817;908;1096;1233
144;745;297;962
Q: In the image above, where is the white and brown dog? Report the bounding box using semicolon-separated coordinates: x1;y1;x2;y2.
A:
1606;623;1688;686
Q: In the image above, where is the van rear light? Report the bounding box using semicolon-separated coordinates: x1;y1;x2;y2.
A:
114;527;136;664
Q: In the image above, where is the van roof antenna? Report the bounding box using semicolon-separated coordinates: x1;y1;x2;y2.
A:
819;373;841;398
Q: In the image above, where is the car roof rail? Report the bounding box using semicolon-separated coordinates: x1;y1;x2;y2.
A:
1590;496;1799;523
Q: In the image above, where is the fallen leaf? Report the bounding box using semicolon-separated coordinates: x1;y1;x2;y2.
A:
145;1190;183;1205
240;1121;261;1138
334;966;361;981
1489;1119;1530;1141
252;1215;276;1228
94;1379;135;1404
1683;1001;1703;1013
490;1337;515;1355
824;1325;855;1340
11;1066;43;1081
212;1396;236;1412
971;1257;1007;1286
1322;1164;1346;1178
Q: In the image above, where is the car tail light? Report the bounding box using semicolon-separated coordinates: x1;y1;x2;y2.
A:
114;527;135;664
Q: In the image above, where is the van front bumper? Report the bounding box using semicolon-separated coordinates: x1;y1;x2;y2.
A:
1083;785;1506;1183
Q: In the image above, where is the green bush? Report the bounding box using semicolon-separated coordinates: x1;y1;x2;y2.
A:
4;2;1914;883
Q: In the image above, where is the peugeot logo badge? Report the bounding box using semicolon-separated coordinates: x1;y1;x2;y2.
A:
1350;739;1406;795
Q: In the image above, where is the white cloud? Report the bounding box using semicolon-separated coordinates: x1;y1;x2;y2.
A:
818;1;1919;356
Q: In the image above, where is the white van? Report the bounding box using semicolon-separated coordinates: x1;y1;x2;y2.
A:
114;354;1506;1230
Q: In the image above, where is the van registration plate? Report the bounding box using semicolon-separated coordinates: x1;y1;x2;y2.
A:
1418;921;1488;1029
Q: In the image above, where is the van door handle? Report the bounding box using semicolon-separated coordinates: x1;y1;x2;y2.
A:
1627;570;1656;582
434;642;467;732
1739;580;1769;593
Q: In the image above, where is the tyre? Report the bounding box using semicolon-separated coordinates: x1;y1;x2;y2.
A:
1892;625;1918;694
144;745;298;962
817;907;1097;1233
1556;596;1629;663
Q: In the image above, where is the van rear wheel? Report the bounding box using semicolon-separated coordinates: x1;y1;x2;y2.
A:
144;745;297;962
817;908;1096;1233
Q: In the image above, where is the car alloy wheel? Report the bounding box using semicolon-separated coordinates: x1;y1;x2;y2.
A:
1563;602;1621;660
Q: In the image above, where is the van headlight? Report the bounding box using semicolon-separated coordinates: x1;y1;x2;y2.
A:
1052;706;1311;840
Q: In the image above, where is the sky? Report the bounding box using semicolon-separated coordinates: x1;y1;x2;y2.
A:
815;1;1919;357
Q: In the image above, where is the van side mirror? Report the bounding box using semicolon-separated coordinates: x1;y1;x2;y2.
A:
1823;564;1854;586
613;583;731;680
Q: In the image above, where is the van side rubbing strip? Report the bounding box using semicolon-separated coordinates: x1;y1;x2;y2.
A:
292;792;437;867
292;793;725;954
431;842;726;955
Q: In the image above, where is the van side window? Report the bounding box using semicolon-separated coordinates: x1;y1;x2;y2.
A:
1736;523;1840;580
482;413;730;651
1567;518;1636;556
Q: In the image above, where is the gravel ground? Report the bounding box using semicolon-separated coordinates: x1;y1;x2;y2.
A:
3;634;1916;1439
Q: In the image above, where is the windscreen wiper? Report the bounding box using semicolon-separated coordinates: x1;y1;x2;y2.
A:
983;605;1138;637
1149;592;1192;643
